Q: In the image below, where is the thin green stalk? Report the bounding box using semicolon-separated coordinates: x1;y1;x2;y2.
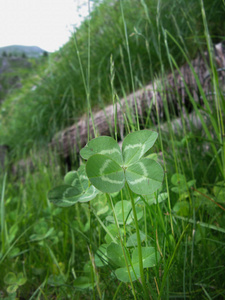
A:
173;215;225;234
155;96;174;235
0;224;33;264
166;30;224;176
88;201;96;299
86;0;97;141
183;234;188;300
162;28;195;182
120;0;140;131
72;7;96;140
119;45;130;93
110;55;118;141
200;0;225;179
158;224;190;299
91;208;117;244
88;245;102;299
126;183;149;299
67;229;75;278
1;173;7;254
201;285;212;300
113;281;123;300
106;193;137;300
120;190;127;244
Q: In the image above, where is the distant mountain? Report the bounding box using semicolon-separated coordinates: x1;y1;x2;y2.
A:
0;45;48;58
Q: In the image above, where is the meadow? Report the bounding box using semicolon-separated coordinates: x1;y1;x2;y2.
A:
0;0;225;299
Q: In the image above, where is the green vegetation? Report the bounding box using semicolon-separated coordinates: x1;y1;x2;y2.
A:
0;0;225;298
0;0;224;157
49;131;164;299
0;52;48;104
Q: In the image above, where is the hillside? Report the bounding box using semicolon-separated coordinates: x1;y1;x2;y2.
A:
0;45;48;58
0;48;48;103
0;0;224;157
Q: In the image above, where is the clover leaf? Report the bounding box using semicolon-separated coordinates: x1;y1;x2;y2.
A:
48;165;99;207
81;130;164;195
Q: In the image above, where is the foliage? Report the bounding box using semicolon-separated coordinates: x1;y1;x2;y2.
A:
47;130;164;298
0;0;224;156
0;54;48;104
0;0;224;298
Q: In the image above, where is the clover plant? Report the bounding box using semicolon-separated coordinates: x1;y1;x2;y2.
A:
80;130;163;195
4;272;27;294
48;130;164;298
48;164;100;207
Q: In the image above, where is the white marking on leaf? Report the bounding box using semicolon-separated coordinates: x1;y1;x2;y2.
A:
140;144;147;158
81;190;95;200
138;162;148;176
99;159;112;175
63;187;79;199
60;199;75;204
102;176;124;185
124;143;142;152
99;148;121;156
72;178;79;185
128;178;146;185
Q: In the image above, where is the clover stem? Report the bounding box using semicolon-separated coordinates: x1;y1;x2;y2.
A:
126;183;149;299
106;193;137;300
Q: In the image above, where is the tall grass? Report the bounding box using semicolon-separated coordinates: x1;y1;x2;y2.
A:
0;0;224;298
0;0;224;158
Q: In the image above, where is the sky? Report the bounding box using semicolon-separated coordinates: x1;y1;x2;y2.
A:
0;0;90;52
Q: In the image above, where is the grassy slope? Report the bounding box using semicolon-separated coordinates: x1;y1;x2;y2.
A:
0;0;224;157
0;55;48;103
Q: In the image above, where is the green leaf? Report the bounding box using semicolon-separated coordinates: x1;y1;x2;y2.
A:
17;273;27;286
64;165;88;191
115;264;140;282
92;194;109;215
132;247;160;269
126;158;164;195
86;154;125;193
50;165;99;204
29;227;54;241
97;205;109;215
4;272;17;285
122;130;158;166
48;185;81;207
126;231;146;247
95;244;108;267
107;242;130;267
47;274;66;286
213;181;225;203
78;185;100;203
115;247;160;282
187;179;196;188
104;224;121;244
73;276;92;289
106;200;143;224
146;192;168;205
171;173;195;194
80;136;123;164
106;200;132;224
7;285;18;294
8;247;20;258
171;173;186;186
173;201;190;216
83;261;93;274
